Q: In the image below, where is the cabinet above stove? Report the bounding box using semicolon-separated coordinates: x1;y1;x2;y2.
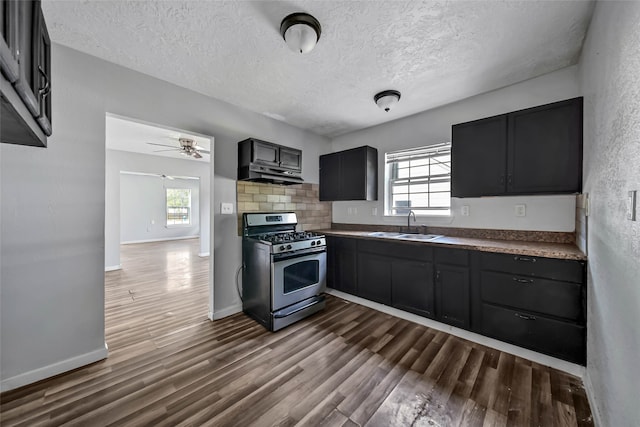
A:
237;138;303;185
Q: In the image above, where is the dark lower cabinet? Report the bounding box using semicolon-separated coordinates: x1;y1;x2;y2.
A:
391;259;434;318
435;248;470;329
436;265;470;329
325;235;587;365
357;252;391;305
477;252;586;364
326;236;357;294
481;303;585;364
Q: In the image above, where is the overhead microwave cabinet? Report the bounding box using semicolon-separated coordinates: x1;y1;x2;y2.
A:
0;0;51;147
319;145;378;201
238;138;302;171
451;97;583;197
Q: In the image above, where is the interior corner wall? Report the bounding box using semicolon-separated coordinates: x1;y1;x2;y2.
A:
330;66;581;232
106;150;210;268
0;43;330;391
577;2;640;425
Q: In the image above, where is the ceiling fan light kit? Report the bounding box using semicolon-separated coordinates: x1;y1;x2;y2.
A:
374;90;401;112
280;12;321;54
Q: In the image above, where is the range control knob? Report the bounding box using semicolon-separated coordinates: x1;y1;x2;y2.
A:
317;240;322;245
311;241;316;246
279;245;286;252
286;244;292;250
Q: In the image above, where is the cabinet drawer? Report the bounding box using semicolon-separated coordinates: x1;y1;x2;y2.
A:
358;239;432;261
481;303;585;364
481;271;583;321
480;252;585;283
435;247;469;266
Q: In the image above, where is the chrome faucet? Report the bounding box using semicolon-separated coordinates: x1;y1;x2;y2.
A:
407;210;416;233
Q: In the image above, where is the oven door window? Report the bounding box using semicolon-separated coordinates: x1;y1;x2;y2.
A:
283;260;319;294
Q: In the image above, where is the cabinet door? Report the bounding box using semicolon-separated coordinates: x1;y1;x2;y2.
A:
252;140;279;167
279;147;301;171
33;6;50;135
357;252;391;305
436;264;470;329
340;147;367;200
451;115;507;197
327;237;357;295
12;0;39;116
392;259;435;318
319;153;340;201
507;98;582;194
0;0;20;82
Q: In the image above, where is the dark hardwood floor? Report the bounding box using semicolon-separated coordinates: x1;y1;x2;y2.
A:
0;239;593;426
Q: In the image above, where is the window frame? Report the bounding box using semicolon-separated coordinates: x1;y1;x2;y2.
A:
384;143;452;217
165;187;192;227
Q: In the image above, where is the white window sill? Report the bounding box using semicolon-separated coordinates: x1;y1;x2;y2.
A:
166;224;192;228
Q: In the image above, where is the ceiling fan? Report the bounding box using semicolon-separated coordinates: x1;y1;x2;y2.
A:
147;137;210;159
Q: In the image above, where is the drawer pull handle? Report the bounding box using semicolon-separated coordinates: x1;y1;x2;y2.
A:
515;313;536;321
514;256;536;263
512;277;534;284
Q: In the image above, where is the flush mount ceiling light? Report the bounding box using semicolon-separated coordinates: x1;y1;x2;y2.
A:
280;12;322;54
374;90;402;112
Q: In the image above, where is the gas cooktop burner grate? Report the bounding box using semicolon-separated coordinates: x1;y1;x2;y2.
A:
255;231;324;244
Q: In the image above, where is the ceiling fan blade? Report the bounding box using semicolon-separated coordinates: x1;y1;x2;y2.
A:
195;149;210;154
153;149;178;153
147;142;178;148
193;152;203;159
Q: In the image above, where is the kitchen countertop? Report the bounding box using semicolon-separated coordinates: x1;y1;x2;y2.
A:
320;230;587;261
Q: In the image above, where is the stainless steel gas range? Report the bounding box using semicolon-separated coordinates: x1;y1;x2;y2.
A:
242;212;326;331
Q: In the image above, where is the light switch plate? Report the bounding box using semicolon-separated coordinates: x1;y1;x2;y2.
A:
371;207;378;216
628;191;637;221
461;205;470;216
515;204;526;217
221;202;234;214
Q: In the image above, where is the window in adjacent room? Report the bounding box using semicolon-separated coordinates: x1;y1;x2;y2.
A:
385;142;451;216
166;188;191;226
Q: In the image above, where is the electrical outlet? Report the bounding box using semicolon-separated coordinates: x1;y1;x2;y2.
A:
461;205;470;216
371;207;378;216
628;190;637;221
220;202;234;214
515;204;526;217
584;193;590;217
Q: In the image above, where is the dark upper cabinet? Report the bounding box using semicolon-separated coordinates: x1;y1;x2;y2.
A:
326;236;358;295
1;0;51;147
451;97;583;197
451;115;507;197
239;138;302;171
319;146;377;201
1;0;20;82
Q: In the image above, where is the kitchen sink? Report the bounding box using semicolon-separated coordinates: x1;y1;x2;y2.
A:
367;231;403;238
395;233;443;241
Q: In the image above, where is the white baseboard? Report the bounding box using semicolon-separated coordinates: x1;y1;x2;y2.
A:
583;370;603;426
198;252;210;257
211;304;242;320
121;236;198;245
0;343;108;392
105;264;121;272
327;289;586;378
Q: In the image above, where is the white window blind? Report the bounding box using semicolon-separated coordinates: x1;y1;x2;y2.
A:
386;143;451;215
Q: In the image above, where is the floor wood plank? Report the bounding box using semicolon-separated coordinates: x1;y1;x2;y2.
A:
0;239;594;426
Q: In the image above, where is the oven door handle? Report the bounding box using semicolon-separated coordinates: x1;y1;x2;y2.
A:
273;295;326;318
272;247;326;262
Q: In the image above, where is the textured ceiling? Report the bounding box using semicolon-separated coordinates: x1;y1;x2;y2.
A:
106;115;211;162
43;1;595;137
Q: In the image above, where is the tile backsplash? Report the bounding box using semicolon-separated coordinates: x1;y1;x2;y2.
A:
236;181;331;235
